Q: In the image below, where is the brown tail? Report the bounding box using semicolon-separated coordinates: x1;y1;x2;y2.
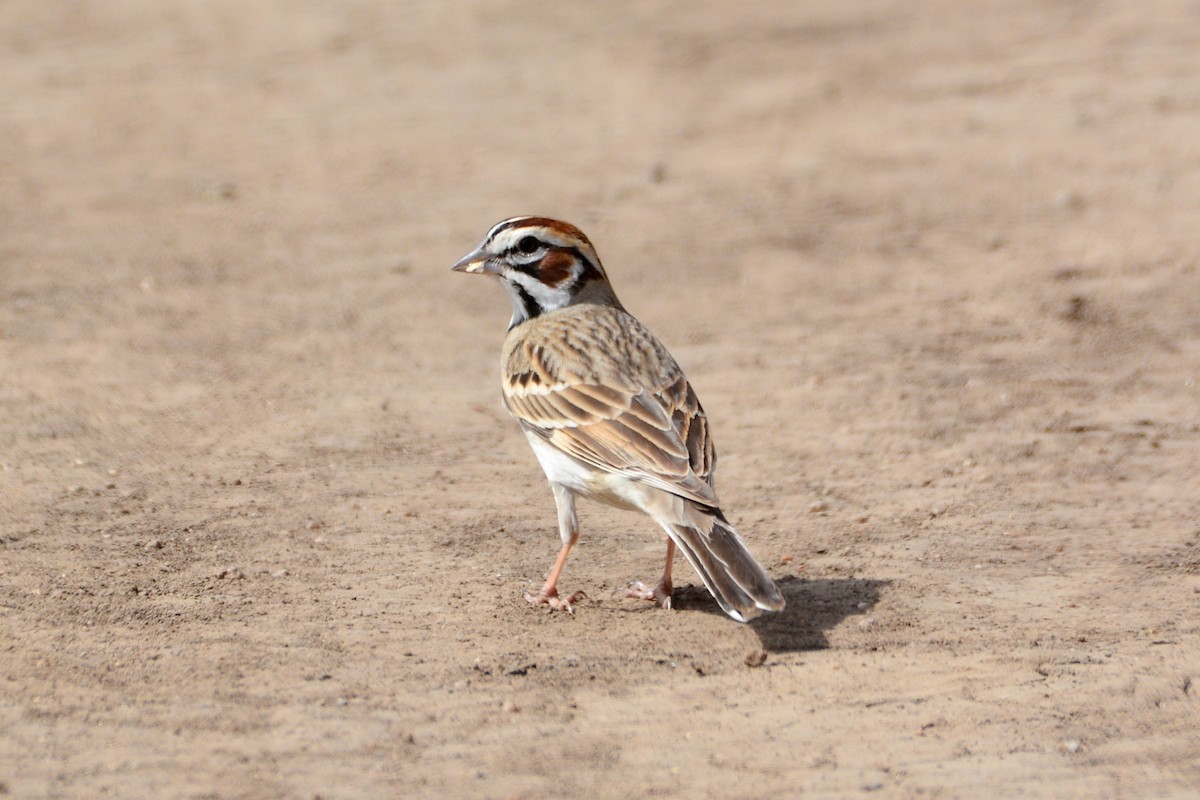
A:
666;504;785;622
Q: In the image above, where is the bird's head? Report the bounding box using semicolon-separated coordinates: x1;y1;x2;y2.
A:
452;216;620;328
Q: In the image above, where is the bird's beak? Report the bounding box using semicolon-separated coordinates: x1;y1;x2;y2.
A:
450;248;497;275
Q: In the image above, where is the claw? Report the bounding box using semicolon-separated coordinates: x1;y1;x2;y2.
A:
525;587;587;614
623;580;673;609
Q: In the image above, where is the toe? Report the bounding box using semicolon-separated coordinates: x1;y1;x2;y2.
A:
624;581;673;609
525;588;585;614
623;581;656;601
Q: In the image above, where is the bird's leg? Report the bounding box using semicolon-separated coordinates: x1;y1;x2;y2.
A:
525;484;586;613
526;540;585;612
625;537;675;609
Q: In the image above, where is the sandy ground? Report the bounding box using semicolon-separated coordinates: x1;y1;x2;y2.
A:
3;1;1200;797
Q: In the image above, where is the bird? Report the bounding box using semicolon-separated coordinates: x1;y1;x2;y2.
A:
451;216;785;622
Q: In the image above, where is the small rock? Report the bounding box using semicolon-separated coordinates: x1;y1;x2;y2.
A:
1053;265;1089;282
210;181;238;200
1064;740;1081;753
1054;190;1087;211
1061;295;1089;322
501;699;519;713
809;500;830;514
744;650;768;668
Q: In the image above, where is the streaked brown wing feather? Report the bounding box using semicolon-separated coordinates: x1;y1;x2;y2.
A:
502;306;719;506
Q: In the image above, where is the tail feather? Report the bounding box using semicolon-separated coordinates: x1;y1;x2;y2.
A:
666;504;785;622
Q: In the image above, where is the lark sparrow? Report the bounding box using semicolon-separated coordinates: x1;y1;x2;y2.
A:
452;216;785;622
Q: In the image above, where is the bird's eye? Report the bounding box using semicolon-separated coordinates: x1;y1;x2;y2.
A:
517;235;541;255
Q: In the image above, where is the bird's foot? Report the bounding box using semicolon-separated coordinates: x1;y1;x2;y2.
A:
623;579;673;610
524;587;587;614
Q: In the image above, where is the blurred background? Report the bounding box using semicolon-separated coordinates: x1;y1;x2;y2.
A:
2;1;1198;797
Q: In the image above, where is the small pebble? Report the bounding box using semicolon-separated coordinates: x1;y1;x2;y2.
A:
809;500;830;513
744;650;768;668
211;181;238;200
1064;740;1081;753
502;699;519;713
1054;190;1087;211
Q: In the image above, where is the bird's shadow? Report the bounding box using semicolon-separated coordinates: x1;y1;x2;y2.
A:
672;575;891;652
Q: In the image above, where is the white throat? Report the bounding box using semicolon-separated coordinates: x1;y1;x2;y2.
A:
504;270;573;327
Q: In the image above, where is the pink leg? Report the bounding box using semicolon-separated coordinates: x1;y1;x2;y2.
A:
524;537;587;612
625;538;675;609
525;484;586;614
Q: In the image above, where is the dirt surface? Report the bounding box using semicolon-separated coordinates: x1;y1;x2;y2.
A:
3;1;1199;797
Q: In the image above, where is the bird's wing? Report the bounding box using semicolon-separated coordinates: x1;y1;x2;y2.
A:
502;307;718;507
